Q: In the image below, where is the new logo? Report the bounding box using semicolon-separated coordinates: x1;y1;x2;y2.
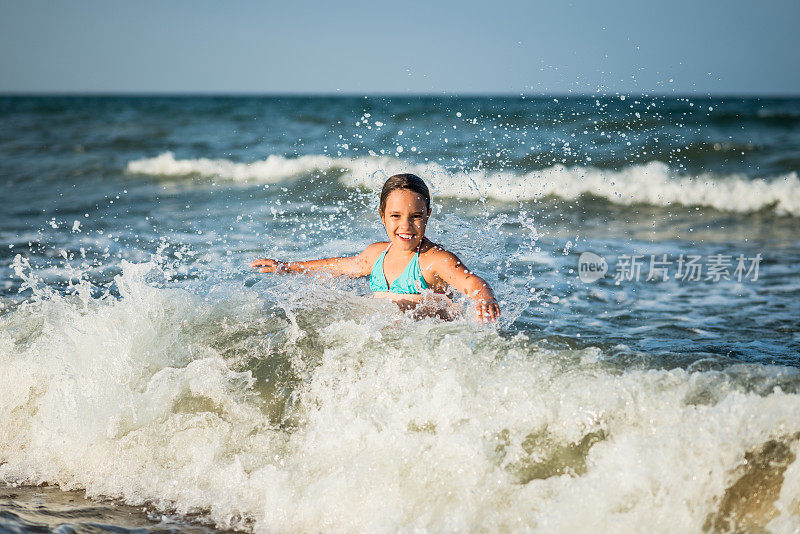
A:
578;252;608;283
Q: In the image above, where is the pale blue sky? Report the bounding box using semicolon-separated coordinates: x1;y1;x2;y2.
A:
1;0;798;95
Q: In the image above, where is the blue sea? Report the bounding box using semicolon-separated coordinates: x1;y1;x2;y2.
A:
1;95;799;532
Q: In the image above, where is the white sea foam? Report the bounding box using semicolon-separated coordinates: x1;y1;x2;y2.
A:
2;258;800;532
126;152;336;183
127;152;800;216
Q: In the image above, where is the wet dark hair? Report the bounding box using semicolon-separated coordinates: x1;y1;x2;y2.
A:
379;174;431;214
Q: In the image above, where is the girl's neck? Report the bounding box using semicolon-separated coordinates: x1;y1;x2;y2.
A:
387;239;423;256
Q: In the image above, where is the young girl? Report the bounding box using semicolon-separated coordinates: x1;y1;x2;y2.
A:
250;174;501;322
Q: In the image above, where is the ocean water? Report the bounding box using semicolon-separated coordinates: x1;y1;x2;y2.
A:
1;95;799;532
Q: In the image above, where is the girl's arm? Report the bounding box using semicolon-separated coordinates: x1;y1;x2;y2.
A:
250;242;385;278
426;248;500;322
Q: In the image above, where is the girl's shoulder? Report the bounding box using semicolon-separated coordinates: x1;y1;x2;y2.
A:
360;241;390;262
365;241;390;252
420;239;452;255
419;240;462;267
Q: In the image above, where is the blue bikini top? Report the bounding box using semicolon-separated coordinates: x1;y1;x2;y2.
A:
369;243;428;294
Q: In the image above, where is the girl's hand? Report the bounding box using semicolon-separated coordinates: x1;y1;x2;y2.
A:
420;247;501;323
250;258;285;273
475;298;500;323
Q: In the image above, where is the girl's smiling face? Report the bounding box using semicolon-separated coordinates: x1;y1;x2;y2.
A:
380;189;430;251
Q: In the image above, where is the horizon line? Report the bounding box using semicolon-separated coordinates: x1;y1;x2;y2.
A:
2;90;800;99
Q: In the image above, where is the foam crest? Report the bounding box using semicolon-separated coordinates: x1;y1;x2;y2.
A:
126;151;336;183
2;260;800;531
127;153;800;216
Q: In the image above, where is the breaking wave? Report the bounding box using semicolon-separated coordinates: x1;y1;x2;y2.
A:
127;152;800;216
2;258;800;531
